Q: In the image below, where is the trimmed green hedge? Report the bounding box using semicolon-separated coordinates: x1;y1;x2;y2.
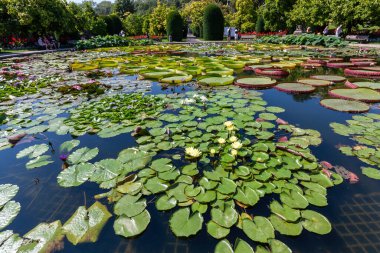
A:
167;11;183;42
203;4;224;41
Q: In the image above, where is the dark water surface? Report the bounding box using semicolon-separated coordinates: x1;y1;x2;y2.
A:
1;64;380;253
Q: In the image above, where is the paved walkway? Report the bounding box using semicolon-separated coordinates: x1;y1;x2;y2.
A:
0;48;73;60
348;43;380;49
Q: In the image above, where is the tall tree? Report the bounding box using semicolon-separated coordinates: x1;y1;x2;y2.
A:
114;0;135;17
94;1;114;16
232;0;258;32
258;0;296;32
148;0;172;35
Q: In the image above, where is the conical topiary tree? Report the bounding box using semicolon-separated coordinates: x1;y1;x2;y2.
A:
203;4;224;41
256;16;265;33
166;10;183;42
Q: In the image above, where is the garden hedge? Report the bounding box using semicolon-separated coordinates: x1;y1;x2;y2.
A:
166;11;183;42
203;4;224;41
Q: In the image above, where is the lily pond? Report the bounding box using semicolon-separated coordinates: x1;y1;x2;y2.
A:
1;43;380;253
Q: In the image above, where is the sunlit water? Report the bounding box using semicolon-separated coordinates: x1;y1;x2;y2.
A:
1;55;380;253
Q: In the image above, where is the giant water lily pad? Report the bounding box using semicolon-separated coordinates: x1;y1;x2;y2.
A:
311;75;346;82
328;88;380;102
275;83;315;93
320;99;370;113
347;81;380;90
235;78;276;89
160;75;193;84
63;201;112;245
198;76;235;86
298;79;331;87
301;210;331;235
169;208;203;237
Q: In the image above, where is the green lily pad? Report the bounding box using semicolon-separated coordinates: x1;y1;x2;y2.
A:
114;194;146;217
59;140;80;153
63;201;112;245
242;216;274;243
16;144;49;159
68;147;99;165
57;163;96;187
234;238;254;253
156;195;177;211
0;201;21;230
211;205;238;228
362;167;380;179
169;207;203;237
275;83;315;93
26;155;54;169
269;239;292;253
269;200;300;222
301;210;331;235
207;221;230;239
0;184;19;207
214;239;234;253
235;77;276;89
280;190;309;209
114;209;151;238
269;214;302;236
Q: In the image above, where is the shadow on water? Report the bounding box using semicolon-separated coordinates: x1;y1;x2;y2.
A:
2;63;380;253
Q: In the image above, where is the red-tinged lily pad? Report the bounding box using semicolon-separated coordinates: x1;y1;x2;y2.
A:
310;75;346;82
344;68;380;79
255;68;289;77
298;79;331;87
234;77;276;89
345;80;380;90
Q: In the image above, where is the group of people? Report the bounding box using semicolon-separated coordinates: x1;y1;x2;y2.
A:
37;36;59;50
306;25;343;37
226;27;240;41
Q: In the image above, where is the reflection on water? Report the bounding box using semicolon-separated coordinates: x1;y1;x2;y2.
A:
1;62;380;252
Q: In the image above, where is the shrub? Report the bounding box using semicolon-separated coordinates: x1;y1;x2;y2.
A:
256;16;265;33
166;10;183;42
202;4;224;41
102;15;123;35
91;18;107;36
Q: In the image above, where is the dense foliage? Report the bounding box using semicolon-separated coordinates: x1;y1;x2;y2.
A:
203;4;224;41
166;11;183;42
75;35;153;50
257;34;348;47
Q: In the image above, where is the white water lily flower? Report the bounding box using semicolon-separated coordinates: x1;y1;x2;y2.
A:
224;121;234;128
185;147;202;158
231;141;242;150
229;136;238;142
193;94;199;98
200;95;208;102
231;149;238;156
218;138;226;144
210;148;216;154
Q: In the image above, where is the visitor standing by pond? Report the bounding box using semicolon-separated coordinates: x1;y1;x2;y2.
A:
323;26;329;35
235;29;239;41
335;25;343;38
227;27;231;41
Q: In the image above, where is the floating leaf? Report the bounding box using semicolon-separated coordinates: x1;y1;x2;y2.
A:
26;155;54;169
68;147;99;165
59;140;80;153
214;239;234;253
269;214;302;236
169;208;203;237
301;210;331;235
242;216;274;243
234;238;254;253
114;209;151;238
57;163;96;187
16;144;49;159
0;201;21;230
63;202;112;245
114;194;146;217
362;167;380;180
0;184;19;207
211;205;238;228
207;221;230;239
